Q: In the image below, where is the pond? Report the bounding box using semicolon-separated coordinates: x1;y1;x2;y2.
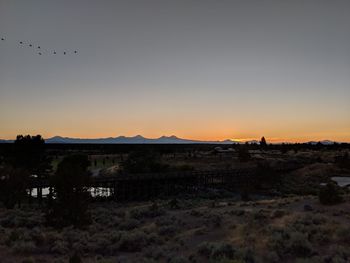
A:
28;187;113;198
331;177;350;187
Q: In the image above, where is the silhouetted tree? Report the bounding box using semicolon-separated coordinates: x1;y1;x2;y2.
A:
260;136;267;148
256;162;280;190
1;134;50;207
237;145;251;162
336;152;350;169
123;151;169;173
280;143;289;154
6;135;47;172
46;155;91;227
69;252;82;263
0;166;29;209
319;183;343;205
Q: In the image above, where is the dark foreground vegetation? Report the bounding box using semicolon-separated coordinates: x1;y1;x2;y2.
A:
0;135;349;262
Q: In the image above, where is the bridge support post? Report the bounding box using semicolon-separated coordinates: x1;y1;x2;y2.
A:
37;187;42;203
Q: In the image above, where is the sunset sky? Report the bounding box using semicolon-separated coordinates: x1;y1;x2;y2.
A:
1;0;350;142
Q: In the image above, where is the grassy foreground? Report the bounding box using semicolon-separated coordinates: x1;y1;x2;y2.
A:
0;194;349;263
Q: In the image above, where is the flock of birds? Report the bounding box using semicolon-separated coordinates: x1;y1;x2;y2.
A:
1;36;78;56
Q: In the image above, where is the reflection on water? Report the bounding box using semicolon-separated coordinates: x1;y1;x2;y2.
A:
28;188;50;197
29;187;113;198
331;177;350;187
90;187;113;197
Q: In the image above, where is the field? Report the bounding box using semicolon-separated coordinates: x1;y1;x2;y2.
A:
0;144;350;262
1;194;350;263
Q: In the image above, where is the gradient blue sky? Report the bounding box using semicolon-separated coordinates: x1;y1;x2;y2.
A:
1;0;350;142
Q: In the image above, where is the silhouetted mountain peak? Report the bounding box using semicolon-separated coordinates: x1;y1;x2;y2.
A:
51;136;64;139
44;135;240;144
159;135;178;139
2;136;341;145
307;140;336;145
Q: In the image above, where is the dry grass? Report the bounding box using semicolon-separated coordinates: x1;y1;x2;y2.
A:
0;194;349;263
1;149;350;262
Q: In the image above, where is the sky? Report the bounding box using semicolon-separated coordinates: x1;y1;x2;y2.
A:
1;0;350;142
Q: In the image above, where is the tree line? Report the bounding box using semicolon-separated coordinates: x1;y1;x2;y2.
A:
0;135;91;227
0;135;349;228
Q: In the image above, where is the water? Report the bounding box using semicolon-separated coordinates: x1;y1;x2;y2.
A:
90;187;113;197
28;187;50;197
331;177;350;187
28;187;113;198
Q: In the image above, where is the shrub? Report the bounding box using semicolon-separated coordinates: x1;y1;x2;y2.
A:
271;209;286;218
237;247;257;263
208;214;222;227
309;227;331;245
45;231;62;247
30;227;46;246
118;230;149;252
155;216;174;227
197;242;236;260
252;209;268;221
288;232;312;257
189;209;203;217
63;228;88;246
123;151;169;173
268;228;312;258
143;245;165;260
294;257;323;263
336;226;350;243
336;152;350;169
263;251;279;262
21;258;35;263
158;225;177;237
327;245;350;262
118;218;140;230
69;253;82;263
86;232;113;254
129;204;165;220
46;155;91;228
237;146;251;162
50;240;69;254
319;183;343;205
5;229;22;246
12;241;36;254
168;198;180;209
169;256;190;263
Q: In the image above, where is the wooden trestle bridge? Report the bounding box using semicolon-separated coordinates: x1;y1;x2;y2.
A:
29;168;259;201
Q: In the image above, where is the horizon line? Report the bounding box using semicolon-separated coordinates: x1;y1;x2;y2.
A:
1;134;349;144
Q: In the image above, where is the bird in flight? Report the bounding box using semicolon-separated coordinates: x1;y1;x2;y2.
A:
1;36;78;56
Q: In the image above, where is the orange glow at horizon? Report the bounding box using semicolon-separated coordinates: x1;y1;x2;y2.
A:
1;130;350;143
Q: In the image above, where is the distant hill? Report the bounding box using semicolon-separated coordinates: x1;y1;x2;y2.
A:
0;136;342;145
306;140;337;145
44;135;240;144
0;139;12;143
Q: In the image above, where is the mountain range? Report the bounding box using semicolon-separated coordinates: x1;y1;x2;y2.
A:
44;135;239;144
0;136;341;145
